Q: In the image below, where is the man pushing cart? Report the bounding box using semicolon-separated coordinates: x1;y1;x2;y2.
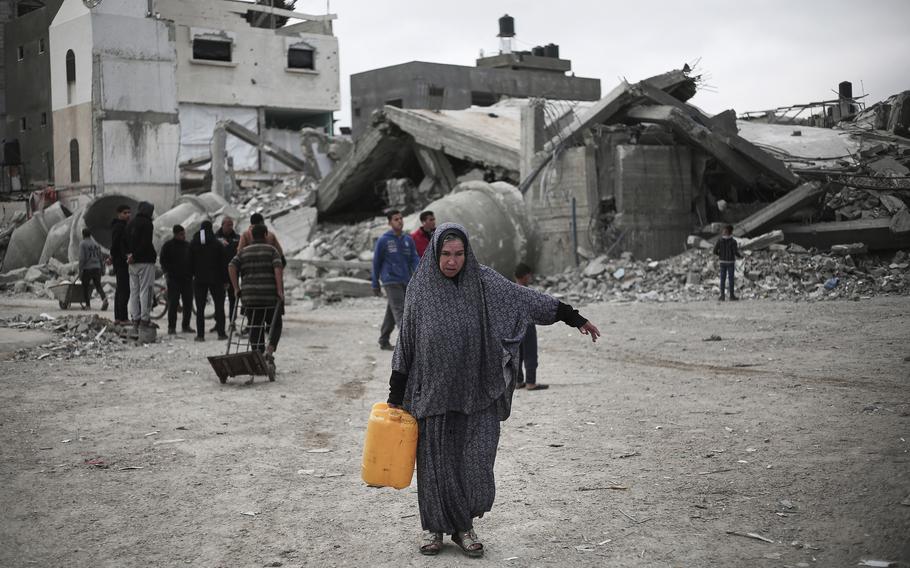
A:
211;223;285;384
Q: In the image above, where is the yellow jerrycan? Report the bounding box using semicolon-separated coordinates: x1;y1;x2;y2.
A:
362;402;418;489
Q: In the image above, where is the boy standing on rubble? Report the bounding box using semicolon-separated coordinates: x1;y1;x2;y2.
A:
713;224;743;301
78;228;108;311
372;209;419;351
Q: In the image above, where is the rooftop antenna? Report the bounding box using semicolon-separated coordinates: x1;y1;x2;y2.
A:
498;14;515;55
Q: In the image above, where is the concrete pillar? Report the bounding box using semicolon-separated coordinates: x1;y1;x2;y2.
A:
210;124;227;198
520;100;546;182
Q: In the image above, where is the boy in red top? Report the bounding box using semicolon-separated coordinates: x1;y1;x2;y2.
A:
409;210;435;257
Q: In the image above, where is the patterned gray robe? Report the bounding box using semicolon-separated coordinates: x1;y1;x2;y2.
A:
391;223;562;533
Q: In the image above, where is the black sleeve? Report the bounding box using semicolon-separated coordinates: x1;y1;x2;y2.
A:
556;301;588;328
388;370;408;406
159;242;171;273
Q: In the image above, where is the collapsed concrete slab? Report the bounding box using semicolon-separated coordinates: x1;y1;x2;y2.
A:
779;217;910;251
732;181;825;237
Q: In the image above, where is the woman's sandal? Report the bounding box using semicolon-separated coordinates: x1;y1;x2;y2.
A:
452;530;484;558
419;532;443;556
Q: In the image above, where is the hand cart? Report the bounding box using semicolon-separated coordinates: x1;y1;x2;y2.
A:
50;281;87;310
207;299;281;384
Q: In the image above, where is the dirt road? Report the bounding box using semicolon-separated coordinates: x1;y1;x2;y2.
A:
1;296;908;567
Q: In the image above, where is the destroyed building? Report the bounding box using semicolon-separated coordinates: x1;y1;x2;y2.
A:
318;65;910;279
3;0;339;213
349;15;600;139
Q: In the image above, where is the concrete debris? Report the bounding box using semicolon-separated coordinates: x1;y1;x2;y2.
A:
537;247;910;303
2;314;128;361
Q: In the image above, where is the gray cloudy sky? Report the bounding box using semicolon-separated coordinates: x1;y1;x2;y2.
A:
326;0;910;131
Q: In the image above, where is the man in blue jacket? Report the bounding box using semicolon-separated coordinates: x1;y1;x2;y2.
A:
372;209;419;350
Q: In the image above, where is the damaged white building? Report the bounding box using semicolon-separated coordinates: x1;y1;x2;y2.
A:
45;0;339;211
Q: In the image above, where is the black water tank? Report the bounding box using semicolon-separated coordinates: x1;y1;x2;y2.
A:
544;43;560;58
838;81;853;100
498;14;515;37
532;45;544;56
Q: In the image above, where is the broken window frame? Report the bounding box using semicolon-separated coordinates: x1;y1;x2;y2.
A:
190;28;237;66
17;45;25;61
287;45;315;71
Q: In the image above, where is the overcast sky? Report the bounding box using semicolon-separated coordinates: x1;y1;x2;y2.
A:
323;0;910;132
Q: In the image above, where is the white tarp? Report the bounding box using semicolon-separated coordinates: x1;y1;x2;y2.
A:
178;103;259;171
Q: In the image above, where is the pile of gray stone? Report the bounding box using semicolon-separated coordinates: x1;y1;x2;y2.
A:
538;246;910;303
0;257;116;300
2;313;127;361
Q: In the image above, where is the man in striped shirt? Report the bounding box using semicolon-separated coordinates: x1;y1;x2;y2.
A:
228;224;285;358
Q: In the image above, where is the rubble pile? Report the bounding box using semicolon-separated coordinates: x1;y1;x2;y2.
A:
0;256;117;301
292;217;387;300
539;247;910;303
2;313;128;361
823;186;905;221
230;173;317;219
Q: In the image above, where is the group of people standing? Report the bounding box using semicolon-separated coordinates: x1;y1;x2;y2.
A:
102;204;285;355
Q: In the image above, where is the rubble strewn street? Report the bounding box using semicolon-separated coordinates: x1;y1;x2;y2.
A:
541;247;910;303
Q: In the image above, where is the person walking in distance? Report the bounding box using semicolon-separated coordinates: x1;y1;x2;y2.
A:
159;224;194;335
513;263;547;390
190;220;227;342
237;212;284;257
410;210;436;257
229;223;284;370
713;224;743;301
215;216;241;320
125;201;157;331
108;204;131;324
78;228;108;311
372;210;419;351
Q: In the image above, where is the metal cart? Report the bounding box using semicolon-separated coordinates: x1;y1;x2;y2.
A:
50;281;87;310
207;300;281;384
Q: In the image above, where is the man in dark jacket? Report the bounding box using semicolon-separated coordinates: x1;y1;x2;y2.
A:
215;216;241;322
713;224;743;301
125;201;157;326
190;220;227;342
159;224;194;335
108;204;131;324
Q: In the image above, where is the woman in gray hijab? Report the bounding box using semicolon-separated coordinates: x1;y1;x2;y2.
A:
387;222;600;557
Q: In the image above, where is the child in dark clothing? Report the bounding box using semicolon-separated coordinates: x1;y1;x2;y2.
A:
78;228;108;310
713;224;743;301
514;262;548;391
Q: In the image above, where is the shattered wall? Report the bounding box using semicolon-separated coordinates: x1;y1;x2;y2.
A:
613;145;694;261
156;0;340;115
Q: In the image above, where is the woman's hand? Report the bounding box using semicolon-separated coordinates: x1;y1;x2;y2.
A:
578;321;601;343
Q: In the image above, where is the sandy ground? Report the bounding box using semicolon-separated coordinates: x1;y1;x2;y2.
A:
0;295;908;567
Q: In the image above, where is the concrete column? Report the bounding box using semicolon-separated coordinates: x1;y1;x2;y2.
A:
520;100;546;182
210;124;227;198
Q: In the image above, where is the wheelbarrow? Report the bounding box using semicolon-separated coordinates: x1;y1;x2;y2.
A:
207;299;281;384
50;281;87;310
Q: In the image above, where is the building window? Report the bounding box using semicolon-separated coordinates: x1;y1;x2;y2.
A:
40;112;47;127
288;46;314;70
69;139;80;183
66;49;76;104
193;38;232;62
385;99;403;109
20;116;27;131
17;45;25;61
38;38;46;54
428;85;445;109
